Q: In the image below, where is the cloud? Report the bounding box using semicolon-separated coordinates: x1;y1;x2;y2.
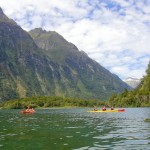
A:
0;0;150;79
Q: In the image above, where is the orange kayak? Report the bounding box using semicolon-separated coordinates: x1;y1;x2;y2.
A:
21;110;36;114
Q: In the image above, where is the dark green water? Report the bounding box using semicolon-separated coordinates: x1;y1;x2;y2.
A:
0;108;150;150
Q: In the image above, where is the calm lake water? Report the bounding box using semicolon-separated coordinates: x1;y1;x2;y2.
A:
0;108;150;150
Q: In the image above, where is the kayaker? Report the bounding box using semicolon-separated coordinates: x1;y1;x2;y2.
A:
30;108;35;112
102;106;106;111
111;107;114;110
21;106;35;114
26;106;31;112
93;105;98;111
26;107;35;112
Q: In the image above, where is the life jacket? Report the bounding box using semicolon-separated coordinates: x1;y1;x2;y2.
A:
102;108;106;111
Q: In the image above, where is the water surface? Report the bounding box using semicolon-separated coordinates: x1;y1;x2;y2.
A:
0;108;150;150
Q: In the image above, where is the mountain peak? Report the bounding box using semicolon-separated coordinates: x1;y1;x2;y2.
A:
29;28;78;53
0;7;17;25
125;77;139;80
29;28;59;38
31;27;46;33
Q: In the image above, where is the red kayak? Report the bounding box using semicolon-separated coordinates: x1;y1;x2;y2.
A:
21;109;36;114
118;109;125;112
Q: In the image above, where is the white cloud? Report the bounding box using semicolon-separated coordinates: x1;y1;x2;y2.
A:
0;0;150;80
111;65;146;79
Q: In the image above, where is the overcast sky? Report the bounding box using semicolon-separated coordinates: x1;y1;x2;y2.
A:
0;0;150;80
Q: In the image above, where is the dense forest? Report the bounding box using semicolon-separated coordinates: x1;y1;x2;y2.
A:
0;96;108;109
109;62;150;107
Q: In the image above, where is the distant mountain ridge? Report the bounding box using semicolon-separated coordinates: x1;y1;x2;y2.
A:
0;8;130;101
123;77;140;88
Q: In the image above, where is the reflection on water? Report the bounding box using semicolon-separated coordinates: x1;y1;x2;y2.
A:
0;108;150;150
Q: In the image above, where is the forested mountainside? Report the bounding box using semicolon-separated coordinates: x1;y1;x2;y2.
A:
0;7;130;102
109;62;150;107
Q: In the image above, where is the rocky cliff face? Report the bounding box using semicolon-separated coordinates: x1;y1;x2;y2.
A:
0;8;130;101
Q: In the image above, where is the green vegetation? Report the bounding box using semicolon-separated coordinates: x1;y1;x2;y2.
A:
144;118;150;122
0;96;108;109
2;62;149;109
109;62;150;107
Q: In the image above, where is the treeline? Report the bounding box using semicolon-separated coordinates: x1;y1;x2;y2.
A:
0;96;108;109
109;89;150;107
109;62;150;107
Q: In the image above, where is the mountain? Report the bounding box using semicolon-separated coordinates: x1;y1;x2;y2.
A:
29;28;131;98
123;77;140;88
0;8;130;102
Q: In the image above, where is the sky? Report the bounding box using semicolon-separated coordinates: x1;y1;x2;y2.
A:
0;0;150;80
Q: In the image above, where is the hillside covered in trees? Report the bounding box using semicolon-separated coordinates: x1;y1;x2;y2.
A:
109;62;150;107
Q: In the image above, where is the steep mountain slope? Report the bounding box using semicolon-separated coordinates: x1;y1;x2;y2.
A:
29;28;79;64
29;28;130;99
0;8;130;101
0;8;52;100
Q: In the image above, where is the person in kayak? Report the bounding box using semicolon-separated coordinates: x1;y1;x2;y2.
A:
30;108;35;112
26;106;31;112
26;106;35;112
93;105;98;111
102;106;106;111
111;107;114;110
